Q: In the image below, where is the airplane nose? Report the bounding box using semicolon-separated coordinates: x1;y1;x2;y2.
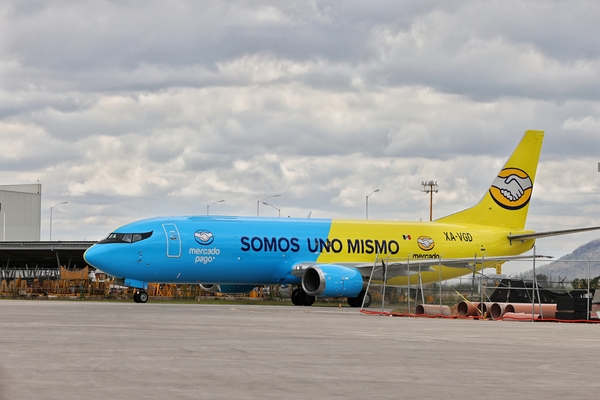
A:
84;245;111;272
84;245;99;268
84;243;131;279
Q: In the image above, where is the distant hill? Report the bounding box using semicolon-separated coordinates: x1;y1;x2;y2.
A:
527;238;600;281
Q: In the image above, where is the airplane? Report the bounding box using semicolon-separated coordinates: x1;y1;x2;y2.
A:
84;130;600;305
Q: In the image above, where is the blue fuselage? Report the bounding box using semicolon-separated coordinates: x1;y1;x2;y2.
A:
84;215;332;285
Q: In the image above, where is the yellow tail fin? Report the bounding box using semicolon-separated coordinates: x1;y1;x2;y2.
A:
436;130;544;229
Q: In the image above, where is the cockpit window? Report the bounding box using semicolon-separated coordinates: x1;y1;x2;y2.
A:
98;231;153;244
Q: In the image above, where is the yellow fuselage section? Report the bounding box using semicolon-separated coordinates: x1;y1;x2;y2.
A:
315;219;534;285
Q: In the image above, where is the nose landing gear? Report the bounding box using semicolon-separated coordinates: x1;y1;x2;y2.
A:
133;289;149;303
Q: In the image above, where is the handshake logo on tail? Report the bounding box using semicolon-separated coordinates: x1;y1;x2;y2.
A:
489;168;533;210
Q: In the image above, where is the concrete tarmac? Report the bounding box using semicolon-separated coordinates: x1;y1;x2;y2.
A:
1;300;599;399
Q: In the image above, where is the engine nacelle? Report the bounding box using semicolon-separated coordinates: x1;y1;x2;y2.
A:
302;265;365;298
199;284;256;294
199;284;218;292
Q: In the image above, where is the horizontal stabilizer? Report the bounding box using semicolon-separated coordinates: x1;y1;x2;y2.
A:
508;226;600;242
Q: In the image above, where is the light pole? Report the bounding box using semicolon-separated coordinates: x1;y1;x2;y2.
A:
365;189;380;219
257;194;280;216
262;202;280;217
421;181;438;221
50;201;68;241
0;203;5;241
207;199;225;215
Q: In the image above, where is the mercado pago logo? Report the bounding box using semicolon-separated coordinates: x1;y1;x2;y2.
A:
194;230;214;245
489;167;533;210
190;230;220;264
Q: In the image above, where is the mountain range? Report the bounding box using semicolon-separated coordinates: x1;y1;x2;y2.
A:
526;238;600;282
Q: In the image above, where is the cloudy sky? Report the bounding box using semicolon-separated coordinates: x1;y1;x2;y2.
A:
1;1;599;274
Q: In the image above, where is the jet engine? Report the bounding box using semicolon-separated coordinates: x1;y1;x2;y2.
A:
199;284;256;294
301;265;365;298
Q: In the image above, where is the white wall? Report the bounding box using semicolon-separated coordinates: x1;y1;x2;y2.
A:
0;184;42;241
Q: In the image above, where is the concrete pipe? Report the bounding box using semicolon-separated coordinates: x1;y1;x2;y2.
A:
502;312;542;321
456;301;481;317
416;304;452;316
480;302;494;319
490;303;513;319
507;303;556;319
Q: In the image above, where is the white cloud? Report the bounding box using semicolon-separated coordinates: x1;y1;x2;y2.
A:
1;0;599;270
562;115;600;132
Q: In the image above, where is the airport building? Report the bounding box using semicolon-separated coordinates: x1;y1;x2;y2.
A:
0;184;96;295
0;183;42;241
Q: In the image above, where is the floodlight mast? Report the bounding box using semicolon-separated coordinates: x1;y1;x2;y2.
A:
421;181;438;221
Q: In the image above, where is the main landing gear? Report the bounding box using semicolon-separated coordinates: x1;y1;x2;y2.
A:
347;290;372;308
291;288;315;306
291;287;373;308
133;289;148;303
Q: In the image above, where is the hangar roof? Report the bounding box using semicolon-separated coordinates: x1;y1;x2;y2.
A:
0;241;94;270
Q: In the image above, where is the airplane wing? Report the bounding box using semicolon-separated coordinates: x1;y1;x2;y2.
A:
508;226;600;242
292;254;552;281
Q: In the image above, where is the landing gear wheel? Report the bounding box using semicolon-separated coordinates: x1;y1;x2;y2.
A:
138;290;148;303
347;296;360;307
133;290;148;303
361;291;372;308
347;291;372;308
291;288;314;306
303;294;315;306
291;288;301;306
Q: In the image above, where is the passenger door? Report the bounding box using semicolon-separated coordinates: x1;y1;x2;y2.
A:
162;223;181;258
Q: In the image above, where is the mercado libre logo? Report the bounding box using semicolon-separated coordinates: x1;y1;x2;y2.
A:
194;230;214;245
489;167;533;210
417;236;435;251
